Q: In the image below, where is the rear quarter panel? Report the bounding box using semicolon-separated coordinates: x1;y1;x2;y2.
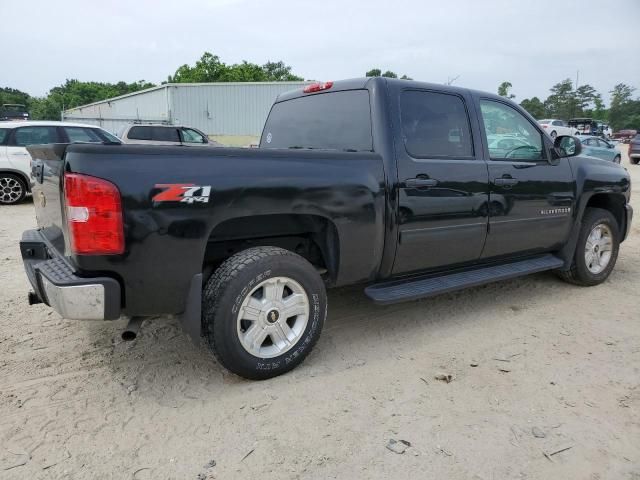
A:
65;145;385;315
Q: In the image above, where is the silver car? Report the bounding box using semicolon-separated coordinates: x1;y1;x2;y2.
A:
118;124;221;146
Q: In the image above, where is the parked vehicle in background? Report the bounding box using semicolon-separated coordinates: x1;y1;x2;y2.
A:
0;121;120;204
629;134;640;164
579;136;621;163
118;124;221;146
0;104;29;121
21;77;633;379
569;118;599;136
612;129;638;143
538;119;578;138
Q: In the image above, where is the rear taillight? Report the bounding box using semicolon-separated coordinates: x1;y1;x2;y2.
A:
542;125;547;128
64;172;124;255
303;81;333;93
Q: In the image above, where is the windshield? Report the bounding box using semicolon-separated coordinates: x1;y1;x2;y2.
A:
260;90;373;152
99;129;121;143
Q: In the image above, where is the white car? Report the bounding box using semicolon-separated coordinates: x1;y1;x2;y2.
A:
537;119;579;139
0;121;120;205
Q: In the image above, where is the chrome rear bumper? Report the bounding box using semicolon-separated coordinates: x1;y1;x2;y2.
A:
20;229;121;320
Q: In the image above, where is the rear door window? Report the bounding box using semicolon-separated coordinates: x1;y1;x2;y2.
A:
64;127;103;143
0;128;9;145
261;90;373;152
400;90;474;158
151;126;180;142
127;126;152;140
11;126;60;146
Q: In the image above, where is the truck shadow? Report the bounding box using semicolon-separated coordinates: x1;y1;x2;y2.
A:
94;270;578;403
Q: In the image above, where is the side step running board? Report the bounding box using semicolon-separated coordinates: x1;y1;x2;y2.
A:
365;255;564;305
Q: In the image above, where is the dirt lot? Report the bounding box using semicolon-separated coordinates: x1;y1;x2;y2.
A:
1;149;639;480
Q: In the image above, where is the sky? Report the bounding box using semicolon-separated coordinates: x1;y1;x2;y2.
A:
2;0;639;104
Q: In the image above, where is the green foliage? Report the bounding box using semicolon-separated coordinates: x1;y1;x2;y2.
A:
24;79;155;120
0;87;31;107
519;97;545;119
498;81;515;99
169;52;302;83
543;79;578;120
366;68;411;79
609;83;640;130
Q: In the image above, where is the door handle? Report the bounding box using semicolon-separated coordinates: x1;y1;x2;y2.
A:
406;177;438;188
494;176;519;186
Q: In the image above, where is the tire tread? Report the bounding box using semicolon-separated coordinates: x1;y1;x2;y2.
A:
202;247;322;379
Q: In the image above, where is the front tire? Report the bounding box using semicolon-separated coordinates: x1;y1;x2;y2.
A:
556;208;619;286
0;173;27;205
202;247;327;380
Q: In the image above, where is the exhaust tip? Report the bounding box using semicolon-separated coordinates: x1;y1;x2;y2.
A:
121;316;144;342
121;330;137;341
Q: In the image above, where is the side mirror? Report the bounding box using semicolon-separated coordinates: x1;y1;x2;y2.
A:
554;135;582;158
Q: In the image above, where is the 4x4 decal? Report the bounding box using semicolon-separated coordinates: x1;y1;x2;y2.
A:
152;184;211;204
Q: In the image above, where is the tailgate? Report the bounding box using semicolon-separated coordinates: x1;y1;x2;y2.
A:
26;144;69;254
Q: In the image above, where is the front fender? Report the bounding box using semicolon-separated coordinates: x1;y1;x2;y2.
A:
556;156;631;269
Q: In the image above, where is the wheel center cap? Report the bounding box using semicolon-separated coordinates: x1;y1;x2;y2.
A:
266;309;280;324
594;245;599;253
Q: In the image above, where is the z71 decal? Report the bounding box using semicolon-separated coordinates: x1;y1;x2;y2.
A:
152;184;211;204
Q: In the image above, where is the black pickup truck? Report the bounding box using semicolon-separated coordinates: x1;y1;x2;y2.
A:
21;78;632;379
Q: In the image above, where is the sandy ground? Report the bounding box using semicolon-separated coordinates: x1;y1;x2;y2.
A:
1;148;639;480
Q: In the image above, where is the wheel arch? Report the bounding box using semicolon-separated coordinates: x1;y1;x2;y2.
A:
583;192;626;234
557;191;628;269
0;168;31;193
202;213;340;285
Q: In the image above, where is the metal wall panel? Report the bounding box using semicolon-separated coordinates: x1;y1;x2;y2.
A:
63;86;170;135
63;82;311;137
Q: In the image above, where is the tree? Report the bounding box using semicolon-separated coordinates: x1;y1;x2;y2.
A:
519;97;546;119
544;79;578;120
592;96;607;121
609;83;640;130
262;61;303;81
366;68;410;79
0;87;31;107
27;79;155;120
169;52;302;83
574;84;599;113
498;81;515;99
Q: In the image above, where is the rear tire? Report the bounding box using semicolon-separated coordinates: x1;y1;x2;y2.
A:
202;247;327;380
631;157;639;165
0;173;27;205
556;208;619;286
